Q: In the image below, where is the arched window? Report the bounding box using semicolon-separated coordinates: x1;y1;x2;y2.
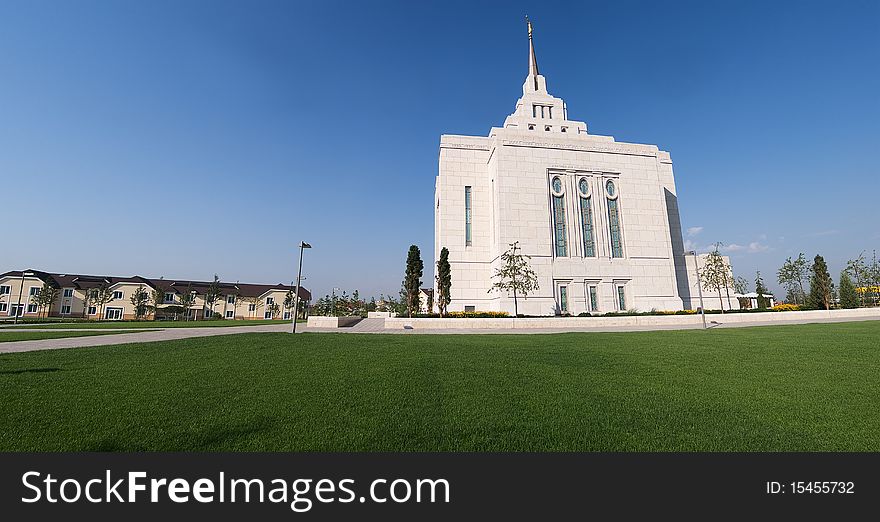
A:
551;177;567;257
578;178;595;257
606;180;623;258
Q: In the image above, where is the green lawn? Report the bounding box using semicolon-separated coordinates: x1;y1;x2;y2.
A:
0;331;123;343
4;319;291;329
1;321;878;451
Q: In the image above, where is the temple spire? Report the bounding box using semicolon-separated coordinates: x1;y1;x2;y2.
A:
526;16;539;77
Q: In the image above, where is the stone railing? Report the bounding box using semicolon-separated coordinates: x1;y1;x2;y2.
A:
382;308;880;330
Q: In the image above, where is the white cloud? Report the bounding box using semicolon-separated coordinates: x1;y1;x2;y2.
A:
803;229;839;238
686;226;703;237
721;242;769;254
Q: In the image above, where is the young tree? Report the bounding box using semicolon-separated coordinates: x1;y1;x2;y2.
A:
436;246;452;317
777;256;801;305
808;255;833;310
82;289;92;319
734;276;751;309
700;247;731;312
793;253;809;305
204;274;222;319
267;301;280;319
34;282;59;318
755;271;770;309
151;283;165;320
489;241;539;316
129;285;150;320
839;270;859;309
92;283;115;319
283;288;295;319
403;245;424;318
179;284;196;321
845;253;869;307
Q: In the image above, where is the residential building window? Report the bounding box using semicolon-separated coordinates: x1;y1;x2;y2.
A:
61;305;71;314
225;310;234;319
227;295;235;304
112;291;123;300
63;288;74;298
283;311;291;320
204;309;212;319
617;285;626;311
10;304;23;316
27;304;38;313
89;290;99;300
266;297;274;305
578;178;595;257
559;285;568;314
606;180;623;258
0;285;11;295
248;304;256;312
464;186;472;246
264;311;273;319
164;292;175;303
551;176;567;257
87;306;97;315
29;287;40;296
589;285;598;312
0;302;7;312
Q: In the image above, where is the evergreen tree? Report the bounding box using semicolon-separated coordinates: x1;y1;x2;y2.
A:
839;271;858;309
755;271;770;309
436;247;452;317
808;255;833;310
403;245;424;317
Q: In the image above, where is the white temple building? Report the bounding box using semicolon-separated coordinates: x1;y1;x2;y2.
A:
434;21;704;315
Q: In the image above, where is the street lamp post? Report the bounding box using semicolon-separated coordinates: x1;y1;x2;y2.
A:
688;251;707;329
13;271;34;325
291;242;312;334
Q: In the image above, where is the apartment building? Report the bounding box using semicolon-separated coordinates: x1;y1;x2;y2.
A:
0;269;311;321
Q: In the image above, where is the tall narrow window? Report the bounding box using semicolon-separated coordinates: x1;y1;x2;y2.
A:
464;186;472;246
617;285;626;311
578;178;595;257
606;180;623;258
551;177;567;257
589;285;598;312
559;285;568;314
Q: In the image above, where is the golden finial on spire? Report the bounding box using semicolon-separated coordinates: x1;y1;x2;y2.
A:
526;16;533;38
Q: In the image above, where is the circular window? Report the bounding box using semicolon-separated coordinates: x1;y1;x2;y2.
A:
578;178;590;196
606;180;616;197
551;177;563;194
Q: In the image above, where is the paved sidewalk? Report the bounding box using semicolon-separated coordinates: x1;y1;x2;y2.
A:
0;324;291;354
3;315;878;354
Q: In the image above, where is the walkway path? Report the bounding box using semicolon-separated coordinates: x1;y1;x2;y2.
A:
2;314;878;354
0;324;290;354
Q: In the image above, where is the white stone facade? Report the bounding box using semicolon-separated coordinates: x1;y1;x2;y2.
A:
434;24;695;315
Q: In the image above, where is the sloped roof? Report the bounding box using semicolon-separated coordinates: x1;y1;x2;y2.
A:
0;270;311;300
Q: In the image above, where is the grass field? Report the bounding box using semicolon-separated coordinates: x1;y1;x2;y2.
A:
1;321;878;451
0;331;123;343
3;319;291;329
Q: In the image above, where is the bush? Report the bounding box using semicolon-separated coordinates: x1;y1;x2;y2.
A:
410;311;510;318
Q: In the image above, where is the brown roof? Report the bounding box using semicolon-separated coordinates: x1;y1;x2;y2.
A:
0;270;311;301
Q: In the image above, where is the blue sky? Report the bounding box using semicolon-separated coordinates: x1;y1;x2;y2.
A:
1;0;877;299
